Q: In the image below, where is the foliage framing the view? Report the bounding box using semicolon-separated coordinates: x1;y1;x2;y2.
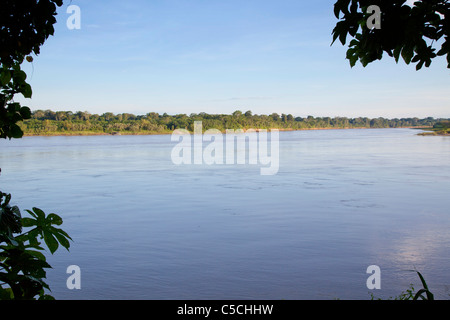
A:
332;0;450;70
1;0;72;300
1;0;63;139
0;192;72;300
0;0;445;300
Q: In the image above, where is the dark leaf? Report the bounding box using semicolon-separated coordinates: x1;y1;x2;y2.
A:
401;47;414;64
0;70;12;86
21;217;37;228
52;231;71;251
31;208;46;223
43;230;59;254
20;106;32;119
20;83;32;99
46;213;63;226
416;60;425;70
25;250;47;261
10;124;24;139
12;70;27;83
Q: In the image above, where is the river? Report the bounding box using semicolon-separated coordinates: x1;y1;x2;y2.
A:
0;128;449;300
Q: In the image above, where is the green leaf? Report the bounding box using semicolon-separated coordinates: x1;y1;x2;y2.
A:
16;228;41;246
12;70;27;83
0;288;14;300
20;83;33;99
53;227;72;241
416;60;425;70
411;55;421;63
31;208;46;223
401;46;414;64
46;213;63;226
25;209;38;219
331;27;341;45
413;288;432;300
10;124;24;139
2;193;12;206
331;21;348;46
26;250;47;261
53;231;71;251
43;230;59;254
349;53;359;67
21;217;37;227
7;102;21;113
20;106;32;120
349;39;359;47
334;4;341;19
0;70;12;86
417;271;430;291
339;29;348;45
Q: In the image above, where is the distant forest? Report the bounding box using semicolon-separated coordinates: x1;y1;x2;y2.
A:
18;109;445;136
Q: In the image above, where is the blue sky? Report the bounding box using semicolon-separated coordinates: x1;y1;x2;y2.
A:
18;0;450;118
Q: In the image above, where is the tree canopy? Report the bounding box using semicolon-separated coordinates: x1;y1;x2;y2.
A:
15;109;444;136
332;0;450;70
0;0;63;139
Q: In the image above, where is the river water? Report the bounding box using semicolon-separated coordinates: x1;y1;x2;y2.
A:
0;128;449;300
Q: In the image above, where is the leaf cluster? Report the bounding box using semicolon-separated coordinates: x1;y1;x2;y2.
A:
0;64;33;139
0;0;63;66
332;0;450;70
0;192;72;300
0;0;63;140
0;0;70;301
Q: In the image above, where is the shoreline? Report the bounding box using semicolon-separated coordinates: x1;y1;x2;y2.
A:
418;131;450;136
22;126;433;138
416;125;450;136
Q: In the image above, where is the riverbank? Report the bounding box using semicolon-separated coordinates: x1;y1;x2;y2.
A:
418;130;450;136
416;122;450;136
22;126;434;137
23;130;173;137
20;110;443;138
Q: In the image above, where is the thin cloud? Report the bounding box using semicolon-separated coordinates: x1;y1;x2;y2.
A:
212;97;275;102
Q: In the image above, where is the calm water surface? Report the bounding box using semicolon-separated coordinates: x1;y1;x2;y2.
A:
1;128;449;300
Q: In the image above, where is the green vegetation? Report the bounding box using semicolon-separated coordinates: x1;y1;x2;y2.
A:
370;271;435;300
0;192;72;300
18;109;444;136
1;0;72;300
418;120;450;136
332;0;450;70
1;0;64;139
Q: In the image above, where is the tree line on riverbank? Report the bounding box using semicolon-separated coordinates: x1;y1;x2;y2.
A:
419;120;450;136
18;109;446;136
